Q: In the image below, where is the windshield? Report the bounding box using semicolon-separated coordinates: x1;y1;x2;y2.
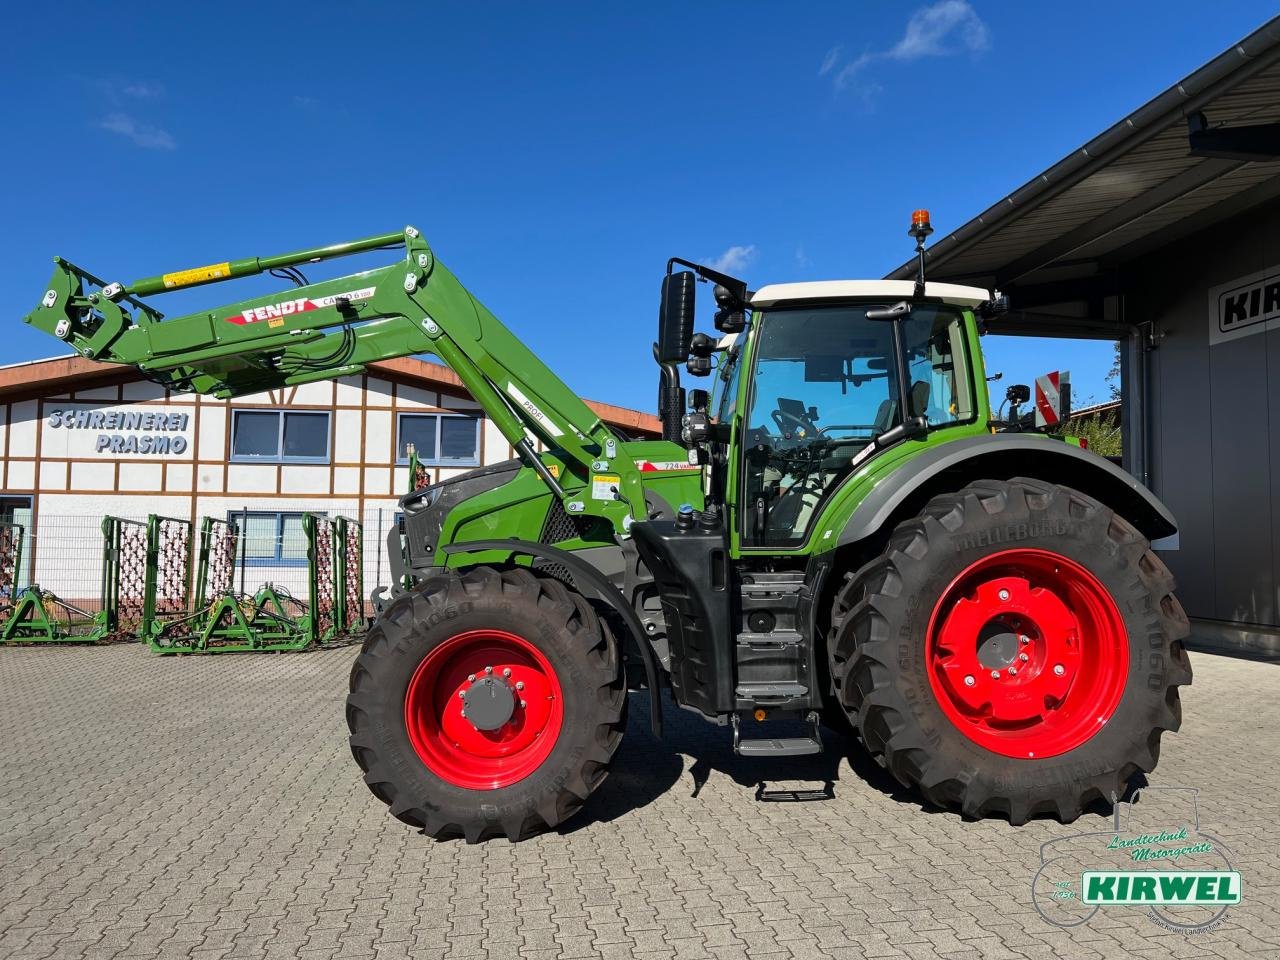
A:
740;302;973;547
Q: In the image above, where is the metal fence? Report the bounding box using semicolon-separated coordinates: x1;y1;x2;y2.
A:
6;507;404;619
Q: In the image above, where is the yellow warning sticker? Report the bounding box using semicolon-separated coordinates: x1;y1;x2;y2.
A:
162;261;232;289
547;464;561;479
591;473;620;501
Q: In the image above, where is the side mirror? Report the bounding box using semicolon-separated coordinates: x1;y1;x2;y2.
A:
657;271;697;363
1006;383;1030;405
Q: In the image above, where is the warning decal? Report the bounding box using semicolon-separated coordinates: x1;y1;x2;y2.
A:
163;262;232;289
1034;370;1068;428
591;474;620;500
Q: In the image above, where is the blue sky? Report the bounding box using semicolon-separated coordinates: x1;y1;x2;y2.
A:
1;1;1275;413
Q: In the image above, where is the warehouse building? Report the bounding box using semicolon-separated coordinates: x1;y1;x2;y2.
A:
888;16;1280;657
0;354;657;603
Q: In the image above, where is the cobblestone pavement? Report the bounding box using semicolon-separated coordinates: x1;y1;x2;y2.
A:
0;644;1276;960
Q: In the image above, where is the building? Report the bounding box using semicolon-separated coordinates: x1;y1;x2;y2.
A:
0;354;657;605
887;16;1280;658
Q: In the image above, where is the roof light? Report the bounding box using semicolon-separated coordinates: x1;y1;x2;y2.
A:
912;209;931;227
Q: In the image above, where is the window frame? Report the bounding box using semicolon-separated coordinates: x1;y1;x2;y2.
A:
229;510;313;567
395;412;482;467
230;409;331;464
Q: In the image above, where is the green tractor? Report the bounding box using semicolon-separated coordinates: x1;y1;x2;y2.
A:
24;212;1191;840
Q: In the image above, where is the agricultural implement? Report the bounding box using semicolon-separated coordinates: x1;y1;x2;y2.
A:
1;516;143;644
24;211;1192;840
141;513;366;653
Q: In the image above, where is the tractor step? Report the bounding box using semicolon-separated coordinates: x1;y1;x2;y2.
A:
731;711;823;757
735;681;808;704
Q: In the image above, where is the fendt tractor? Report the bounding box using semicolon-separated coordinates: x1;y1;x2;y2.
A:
24;212;1192;841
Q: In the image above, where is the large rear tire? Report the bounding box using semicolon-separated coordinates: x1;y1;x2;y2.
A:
829;477;1192;824
347;566;626;842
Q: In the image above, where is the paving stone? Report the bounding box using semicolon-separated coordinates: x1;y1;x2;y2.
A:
0;646;1274;960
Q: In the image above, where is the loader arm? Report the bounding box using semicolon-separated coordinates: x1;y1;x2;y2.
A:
24;226;650;528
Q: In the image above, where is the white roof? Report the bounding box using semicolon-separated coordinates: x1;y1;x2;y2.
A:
750;280;990;308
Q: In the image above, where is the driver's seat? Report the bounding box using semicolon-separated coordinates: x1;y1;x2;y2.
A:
872;397;897;433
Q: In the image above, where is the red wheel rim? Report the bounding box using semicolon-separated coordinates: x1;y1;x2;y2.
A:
926;548;1128;759
404;629;563;789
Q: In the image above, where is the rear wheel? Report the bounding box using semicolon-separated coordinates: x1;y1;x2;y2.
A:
347;566;626;841
830;477;1192;824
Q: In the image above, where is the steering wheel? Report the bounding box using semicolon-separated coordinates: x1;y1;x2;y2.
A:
771;408;817;436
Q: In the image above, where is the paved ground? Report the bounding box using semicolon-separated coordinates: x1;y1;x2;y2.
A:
0;644;1276;960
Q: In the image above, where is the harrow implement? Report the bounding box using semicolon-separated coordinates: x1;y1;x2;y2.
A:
1;517;142;644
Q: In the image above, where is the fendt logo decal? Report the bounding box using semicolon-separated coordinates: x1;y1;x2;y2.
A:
1208;267;1280;345
226;287;376;326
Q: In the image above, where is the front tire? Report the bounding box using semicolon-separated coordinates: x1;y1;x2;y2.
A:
830;477;1192;824
347;566;626;842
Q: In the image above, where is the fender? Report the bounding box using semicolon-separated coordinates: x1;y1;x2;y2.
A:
836;433;1177;547
441;539;663;737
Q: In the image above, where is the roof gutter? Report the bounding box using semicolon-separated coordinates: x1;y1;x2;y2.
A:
886;15;1280;282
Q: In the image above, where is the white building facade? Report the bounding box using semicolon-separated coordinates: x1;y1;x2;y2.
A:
0;355;657;607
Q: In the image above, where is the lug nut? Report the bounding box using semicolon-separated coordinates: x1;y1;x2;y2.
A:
998;589;1010;601
964;675;975;687
1053;664;1065;676
1019;652;1029;662
502;667;512;678
1008;665;1018;676
484;666;493;675
515;681;524;691
458;690;465;699
990;670;1000;679
467;673;476;682
519;700;527;709
1020;635;1030;645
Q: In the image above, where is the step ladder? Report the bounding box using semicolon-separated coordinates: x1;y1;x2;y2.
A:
731;710;823;757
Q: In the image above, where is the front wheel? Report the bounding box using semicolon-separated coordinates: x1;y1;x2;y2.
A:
347;566;626;842
830;477;1192;824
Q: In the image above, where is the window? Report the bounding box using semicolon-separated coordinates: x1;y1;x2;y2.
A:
901;306;975;426
231;410;330;463
397;413;481;465
233;511;310;565
739;302;974;548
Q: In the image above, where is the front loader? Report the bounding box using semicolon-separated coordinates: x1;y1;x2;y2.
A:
24;211;1191;840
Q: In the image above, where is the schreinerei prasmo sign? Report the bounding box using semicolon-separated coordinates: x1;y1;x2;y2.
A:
42;403;193;458
1208;266;1280;346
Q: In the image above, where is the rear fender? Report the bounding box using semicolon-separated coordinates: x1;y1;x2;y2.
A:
834;433;1177;549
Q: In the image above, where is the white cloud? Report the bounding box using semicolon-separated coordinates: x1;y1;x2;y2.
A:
829;1;990;91
706;245;756;274
794;246;812;269
121;81;164;99
97;113;176;150
819;46;842;76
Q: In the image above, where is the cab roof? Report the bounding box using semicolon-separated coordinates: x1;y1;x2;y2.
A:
750;280;989;308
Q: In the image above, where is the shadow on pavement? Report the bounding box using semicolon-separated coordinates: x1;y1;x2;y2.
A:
559;691;916;835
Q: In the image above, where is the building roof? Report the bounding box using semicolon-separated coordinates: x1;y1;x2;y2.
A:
885;16;1280;321
1068;398;1122;420
0;354;661;436
751;280;989;308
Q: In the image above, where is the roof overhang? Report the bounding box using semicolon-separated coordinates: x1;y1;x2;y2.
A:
752;279;989;308
885;16;1280;332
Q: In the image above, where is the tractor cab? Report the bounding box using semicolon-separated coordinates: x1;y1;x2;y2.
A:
658;210;1004;554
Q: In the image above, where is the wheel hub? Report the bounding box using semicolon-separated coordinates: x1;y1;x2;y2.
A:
926;549;1128;759
461;675;517;731
403;629;562;790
